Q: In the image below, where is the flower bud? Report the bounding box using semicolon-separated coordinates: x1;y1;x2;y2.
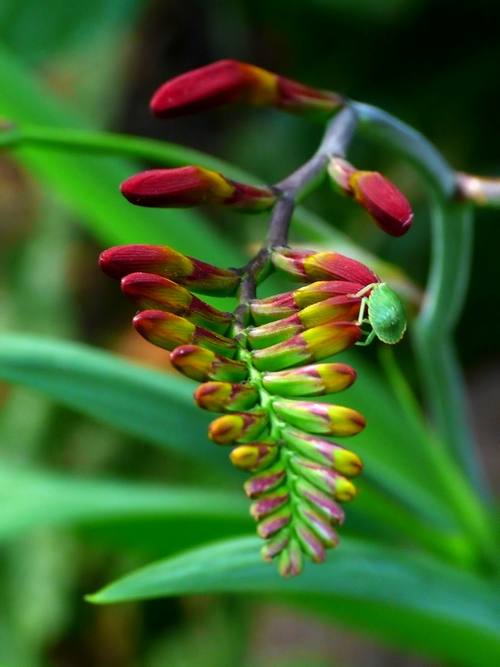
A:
294;478;345;524
133;310;238;357
121;273;232;334
250;488;290;521
350;171;413;237
272;248;379;286
262;363;357;397
273;399;366;437
250;292;298;324
290;456;358;501
229;442;278;471
277;538;303;577
261;529;290;562
208;410;268;444
257;505;292;539
150;59;343;122
295;521;326;563
194;381;258;412
99;244;240;297
120;166;277;213
244;462;286;498
170;345;248;383
283;427;363;476
297;505;339;548
251;322;361;372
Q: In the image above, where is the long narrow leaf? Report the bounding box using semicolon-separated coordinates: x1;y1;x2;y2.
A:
88;535;500;667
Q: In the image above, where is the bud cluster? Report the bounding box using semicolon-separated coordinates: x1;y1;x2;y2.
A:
100;244;378;576
100;60;411;576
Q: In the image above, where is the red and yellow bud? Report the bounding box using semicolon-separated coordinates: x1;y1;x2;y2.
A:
244;462;286;498
262;363;357;397
350;171;413;237
257;505;292;539
229;443;278;472
261;529;290;562
250;488;290;521
208;410;268;444
121;273;232;334
99;244;240;297
247;296;361;350
295;521;326;563
272;248;379;287
249;292;298;324
282;427;363;476
251;322;361;372
297;506;339;548
290;456;358;501
277;538;303;577
295;479;345;524
133;310;238;357
120;166;277;213
194;381;258;412
150;59;343;122
170;345;248;383
273;399;366;437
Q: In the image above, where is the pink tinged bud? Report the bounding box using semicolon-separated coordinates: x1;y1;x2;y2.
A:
251;322;361;372
133;310;237;357
244;463;286;498
121;273;233;334
295;521;326;563
277;539;303;577
350;171;413;237
194;381;258;412
170;345;248;383
261;528;290;562
120;166;277;213
250;292;297;324
293;280;366;310
257;505;292;539
273;399;366;437
262;362;356;397
290;456;358;501
250;488;290;521
275;76;344;121
327;156;357;195
283;427;363;476
246;315;303;350
150;60;279;118
294;479;345;524
99;244;240;297
229;443;278;472
297;506;339;548
298;295;362;328
272;248;379;287
208;410;268;445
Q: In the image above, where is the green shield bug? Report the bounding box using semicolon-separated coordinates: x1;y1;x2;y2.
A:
355;283;406;345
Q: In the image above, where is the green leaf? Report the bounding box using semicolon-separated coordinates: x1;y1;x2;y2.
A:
0;43;240;264
88;535;500;667
0;463;251;554
0;334;229;467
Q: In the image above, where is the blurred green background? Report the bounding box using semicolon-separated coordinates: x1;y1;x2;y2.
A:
0;0;499;665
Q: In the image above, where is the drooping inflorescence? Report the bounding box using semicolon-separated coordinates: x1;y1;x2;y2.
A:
100;59;411;576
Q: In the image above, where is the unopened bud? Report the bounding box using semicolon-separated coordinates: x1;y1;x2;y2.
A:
283;427;363;475
295;521;326;563
273;399;366;437
208;410;268;444
294;479;345;524
262;363;356;397
257;505;292;539
170;345;248;383
229;442;278;472
244;462;286;498
194;381;258;412
277;538;303;577
250;488;290;521
290;456;358;501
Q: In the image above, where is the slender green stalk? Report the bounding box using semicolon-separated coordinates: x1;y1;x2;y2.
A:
353;102;488;498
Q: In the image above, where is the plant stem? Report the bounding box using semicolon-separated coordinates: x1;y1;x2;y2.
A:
352;102;488;498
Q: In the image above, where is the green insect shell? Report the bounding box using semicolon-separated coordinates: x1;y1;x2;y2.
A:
357;283;406;345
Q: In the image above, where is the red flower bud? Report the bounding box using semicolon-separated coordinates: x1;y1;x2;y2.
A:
350;171;413;237
120;166;277;213
170;345;248;383
150;59;344;122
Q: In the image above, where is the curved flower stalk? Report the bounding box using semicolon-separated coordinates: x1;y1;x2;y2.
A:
99;60;412;576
